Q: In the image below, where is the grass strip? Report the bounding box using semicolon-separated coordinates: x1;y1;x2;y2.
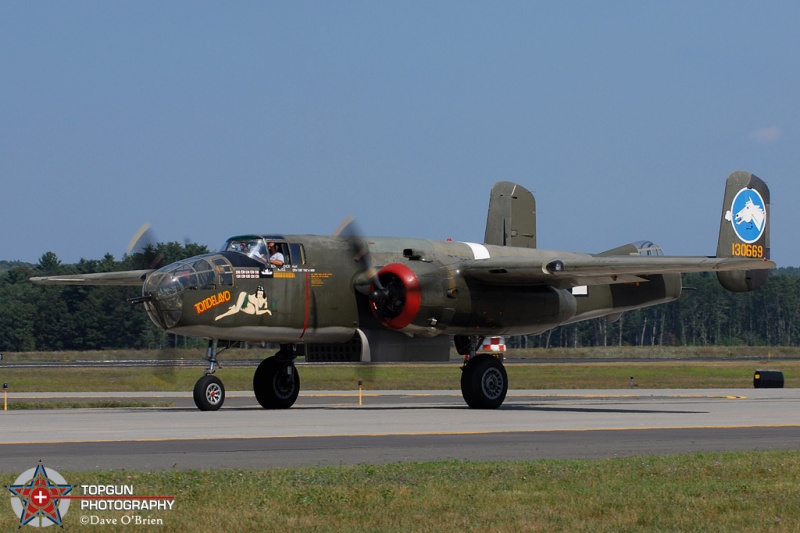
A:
1;360;797;393
2;451;798;531
4;345;800;363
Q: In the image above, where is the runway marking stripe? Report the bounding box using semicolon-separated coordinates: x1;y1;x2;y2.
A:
3;424;800;446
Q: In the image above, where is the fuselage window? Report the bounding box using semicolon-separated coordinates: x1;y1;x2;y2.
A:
289;243;305;265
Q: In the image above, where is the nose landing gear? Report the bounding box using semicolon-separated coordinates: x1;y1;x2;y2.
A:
193;339;225;411
193;374;225;411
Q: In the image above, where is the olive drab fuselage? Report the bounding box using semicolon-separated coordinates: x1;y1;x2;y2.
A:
142;234;681;344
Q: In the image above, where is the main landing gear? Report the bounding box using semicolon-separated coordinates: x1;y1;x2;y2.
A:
253;346;300;409
457;335;509;409
192;340;301;411
192;337;506;410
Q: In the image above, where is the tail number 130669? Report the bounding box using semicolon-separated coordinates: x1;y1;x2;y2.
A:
732;243;764;258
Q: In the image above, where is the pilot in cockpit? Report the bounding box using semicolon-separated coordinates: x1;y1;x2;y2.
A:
267;242;284;268
226;239;269;263
228;241;247;253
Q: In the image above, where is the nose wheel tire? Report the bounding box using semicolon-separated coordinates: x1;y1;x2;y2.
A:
193;375;225;411
461;354;508;409
254;356;300;409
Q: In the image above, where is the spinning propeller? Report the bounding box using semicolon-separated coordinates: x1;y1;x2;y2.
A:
333;217;406;323
127;223;164;269
126;223;187;386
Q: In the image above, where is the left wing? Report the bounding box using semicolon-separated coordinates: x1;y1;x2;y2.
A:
30;269;153;286
459;255;775;288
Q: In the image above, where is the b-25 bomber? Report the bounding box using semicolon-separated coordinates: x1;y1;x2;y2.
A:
31;171;774;411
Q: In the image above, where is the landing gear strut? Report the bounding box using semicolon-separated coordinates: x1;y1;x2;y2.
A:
253;344;300;409
458;335;508;409
193;339;225;411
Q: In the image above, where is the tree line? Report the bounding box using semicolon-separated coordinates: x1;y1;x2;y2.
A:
1;249;798;352
514;268;800;349
0;243;209;352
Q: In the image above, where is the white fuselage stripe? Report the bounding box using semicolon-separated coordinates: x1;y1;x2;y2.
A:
462;242;491;260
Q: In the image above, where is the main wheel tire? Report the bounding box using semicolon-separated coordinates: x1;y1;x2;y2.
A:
193;375;225;411
460;354;508;409
253;357;300;409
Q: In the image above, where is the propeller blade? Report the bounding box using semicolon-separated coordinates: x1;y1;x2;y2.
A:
127;223;164;269
334;216;385;291
127;223;154;254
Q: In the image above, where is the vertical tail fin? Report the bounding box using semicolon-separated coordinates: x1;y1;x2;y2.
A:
484;182;536;248
716;171;770;292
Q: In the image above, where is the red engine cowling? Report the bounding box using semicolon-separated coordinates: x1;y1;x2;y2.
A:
369;263;422;330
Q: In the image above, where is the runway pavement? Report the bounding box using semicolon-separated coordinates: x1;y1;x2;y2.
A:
0;388;798;471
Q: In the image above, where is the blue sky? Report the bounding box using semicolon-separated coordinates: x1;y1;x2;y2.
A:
2;2;798;266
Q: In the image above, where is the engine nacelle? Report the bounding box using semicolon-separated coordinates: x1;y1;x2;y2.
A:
717;270;769;292
368;261;579;337
369;263;422;330
452;283;578;336
368;262;453;335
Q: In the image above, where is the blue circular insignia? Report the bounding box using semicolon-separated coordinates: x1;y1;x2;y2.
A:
730;188;766;244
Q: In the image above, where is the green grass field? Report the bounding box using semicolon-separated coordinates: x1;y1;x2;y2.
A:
2;452;799;532
0;359;797;394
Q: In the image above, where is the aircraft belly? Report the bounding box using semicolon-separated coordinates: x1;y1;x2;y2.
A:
566;273;681;323
167;325;356;344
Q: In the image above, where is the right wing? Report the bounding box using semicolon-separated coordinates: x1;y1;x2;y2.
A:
30;269;153;286
460;255;775;288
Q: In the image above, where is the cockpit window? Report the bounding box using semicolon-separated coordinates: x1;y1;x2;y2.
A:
220;236;305;267
221;237;268;262
632;240;664;256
